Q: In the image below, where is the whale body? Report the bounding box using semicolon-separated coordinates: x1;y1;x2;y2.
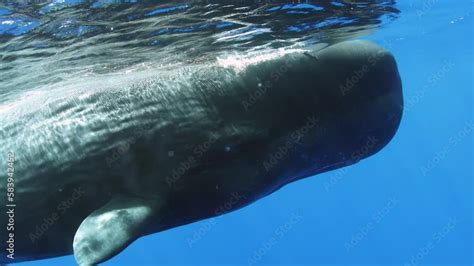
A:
0;40;403;265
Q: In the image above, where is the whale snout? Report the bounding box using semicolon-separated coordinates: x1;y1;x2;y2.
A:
304;40;404;161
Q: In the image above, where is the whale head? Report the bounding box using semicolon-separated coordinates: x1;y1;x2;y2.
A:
315;40;404;167
254;40;404;180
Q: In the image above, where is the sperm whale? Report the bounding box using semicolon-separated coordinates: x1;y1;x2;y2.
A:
0;40;403;265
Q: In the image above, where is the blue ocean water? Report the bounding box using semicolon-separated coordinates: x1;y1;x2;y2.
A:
2;0;472;265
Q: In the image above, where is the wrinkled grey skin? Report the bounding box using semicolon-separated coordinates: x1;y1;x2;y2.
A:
0;40;403;264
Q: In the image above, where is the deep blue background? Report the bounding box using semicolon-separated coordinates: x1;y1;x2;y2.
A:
17;0;473;265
